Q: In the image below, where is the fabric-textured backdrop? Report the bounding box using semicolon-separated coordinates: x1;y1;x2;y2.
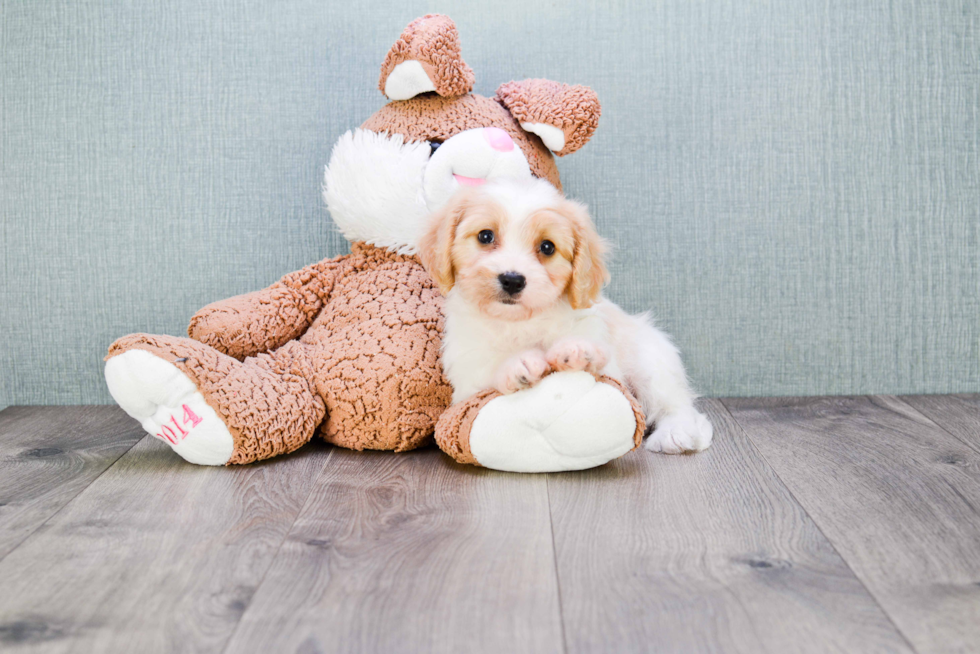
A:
2;0;977;406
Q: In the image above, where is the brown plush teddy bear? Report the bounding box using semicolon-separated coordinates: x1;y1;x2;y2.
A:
104;15;645;471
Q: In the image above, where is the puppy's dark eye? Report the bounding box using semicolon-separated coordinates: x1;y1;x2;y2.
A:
539;240;556;256
477;229;495;245
429;140;442;156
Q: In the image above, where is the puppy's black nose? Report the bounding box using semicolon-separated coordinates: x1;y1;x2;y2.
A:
498;272;526;296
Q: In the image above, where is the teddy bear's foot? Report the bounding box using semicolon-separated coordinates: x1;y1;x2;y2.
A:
106;333;325;465
436;371;644;473
105;349;235;465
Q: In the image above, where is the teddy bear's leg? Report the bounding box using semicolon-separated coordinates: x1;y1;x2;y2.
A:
435;372;645;472
312;321;453;452
105;334;324;465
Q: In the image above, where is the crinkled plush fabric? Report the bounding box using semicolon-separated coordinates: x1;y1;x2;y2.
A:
108;243;453;463
188;258;341;361
362;93;562;190
601;375;647;449
379;14;475;99
433;388;497;466
297;245;451;451
106;334;325;464
496;80;601;156
105;14;624;469
435;374;646;467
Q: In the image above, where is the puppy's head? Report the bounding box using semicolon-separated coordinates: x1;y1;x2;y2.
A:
419;177;608;320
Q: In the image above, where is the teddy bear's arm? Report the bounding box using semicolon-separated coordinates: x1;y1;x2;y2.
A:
187;256;344;360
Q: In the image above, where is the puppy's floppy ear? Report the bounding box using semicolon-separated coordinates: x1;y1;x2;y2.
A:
418;192;471;295
559;199;609;309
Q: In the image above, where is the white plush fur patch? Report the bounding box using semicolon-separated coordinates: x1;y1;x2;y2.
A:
469;371;637;472
323;130;431;255
384;60;437;100
422;128;532;211
105;349;234;466
520;122;565;152
323;128;533;255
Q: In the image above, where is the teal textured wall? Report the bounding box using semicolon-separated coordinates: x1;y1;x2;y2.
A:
2;0;978;404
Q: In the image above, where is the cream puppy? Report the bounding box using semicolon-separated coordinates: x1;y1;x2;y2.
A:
419;177;713;454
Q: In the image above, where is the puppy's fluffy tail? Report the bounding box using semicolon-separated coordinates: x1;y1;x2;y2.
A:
601;303;698;427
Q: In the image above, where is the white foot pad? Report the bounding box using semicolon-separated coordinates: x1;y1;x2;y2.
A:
645;407;714;454
105;350;235;466
469;371;637;473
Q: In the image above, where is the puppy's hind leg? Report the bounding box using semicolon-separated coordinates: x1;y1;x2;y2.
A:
646;405;713;454
603;304;713;454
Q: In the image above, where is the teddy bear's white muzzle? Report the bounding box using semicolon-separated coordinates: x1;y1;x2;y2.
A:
423;127;532;210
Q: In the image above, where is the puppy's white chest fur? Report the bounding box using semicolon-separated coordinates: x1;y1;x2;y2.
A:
442;291;616;402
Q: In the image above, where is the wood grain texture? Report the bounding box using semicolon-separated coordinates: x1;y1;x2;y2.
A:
0;431;330;653
899;395;980;453
0;406;142;560
223;448;563;654
547;399;911;654
725;395;980;654
4;399;979;653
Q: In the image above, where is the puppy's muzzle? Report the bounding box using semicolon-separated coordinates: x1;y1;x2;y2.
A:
498;272;526;296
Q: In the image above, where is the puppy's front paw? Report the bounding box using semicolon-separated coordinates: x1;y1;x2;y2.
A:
546;338;608;374
493;350;550;395
645;408;714;454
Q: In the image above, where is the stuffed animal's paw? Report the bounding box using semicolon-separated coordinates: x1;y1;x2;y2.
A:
645;408;714;454
546;338;607;374
105;349;234;465
493;349;550;395
456;372;642;472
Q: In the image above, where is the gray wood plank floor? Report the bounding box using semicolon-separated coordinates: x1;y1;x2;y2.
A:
224;449;562;654
549;399;912;654
0;407;143;561
0;396;976;654
724;396;980;654
900;395;980;454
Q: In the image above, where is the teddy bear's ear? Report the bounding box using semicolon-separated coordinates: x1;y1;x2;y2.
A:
378;14;475;101
496;80;601;156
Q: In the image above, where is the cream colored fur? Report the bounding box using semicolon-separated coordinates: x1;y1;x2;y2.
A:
425;178;713;454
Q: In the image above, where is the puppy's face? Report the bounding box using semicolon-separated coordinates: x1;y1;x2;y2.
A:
420;179;609;320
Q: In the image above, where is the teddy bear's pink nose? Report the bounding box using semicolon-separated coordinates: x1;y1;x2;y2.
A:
484;127;514;152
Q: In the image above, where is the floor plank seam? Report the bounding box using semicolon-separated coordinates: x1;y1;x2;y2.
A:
891;395;980;456
5;402;974;651
717;397;923;654
545;476;569;654
218;446;337;654
0;431;149;567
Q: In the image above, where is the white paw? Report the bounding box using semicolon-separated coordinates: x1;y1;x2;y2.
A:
470;371;637;472
546;337;607;374
493;349;550;395
105;350;235;466
645;408;714;454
